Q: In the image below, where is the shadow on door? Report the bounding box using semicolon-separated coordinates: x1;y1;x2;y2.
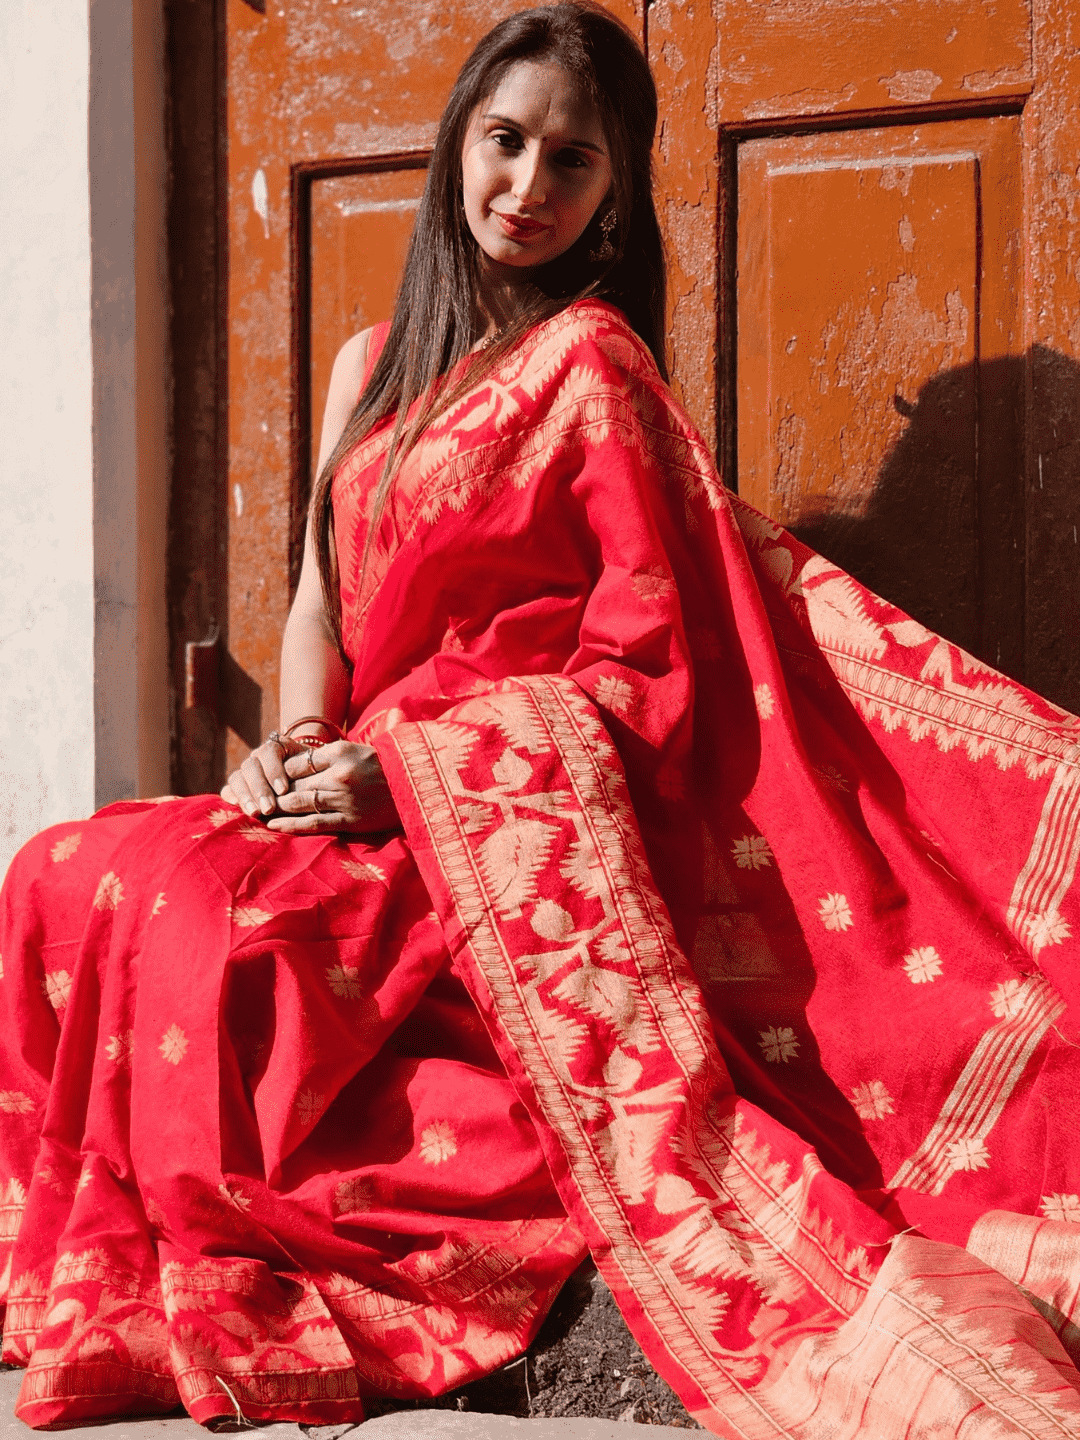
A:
785;347;1080;716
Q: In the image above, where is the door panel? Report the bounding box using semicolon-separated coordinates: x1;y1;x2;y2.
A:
737;118;1023;669
711;0;1031;122
308;166;427;456
652;0;1032;460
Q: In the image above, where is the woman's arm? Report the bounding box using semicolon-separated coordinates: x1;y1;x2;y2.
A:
224;328;372;816
281;326;373;731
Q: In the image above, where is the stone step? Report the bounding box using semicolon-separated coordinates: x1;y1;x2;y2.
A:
0;1370;668;1439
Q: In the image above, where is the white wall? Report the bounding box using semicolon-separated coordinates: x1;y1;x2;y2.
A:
0;0;95;873
0;0;170;880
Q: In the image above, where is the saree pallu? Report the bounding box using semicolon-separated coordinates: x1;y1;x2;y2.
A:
3;300;1080;1436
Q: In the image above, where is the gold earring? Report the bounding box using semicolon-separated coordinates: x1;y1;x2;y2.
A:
589;207;617;263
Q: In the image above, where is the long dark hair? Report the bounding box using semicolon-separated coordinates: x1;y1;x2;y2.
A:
311;1;667;647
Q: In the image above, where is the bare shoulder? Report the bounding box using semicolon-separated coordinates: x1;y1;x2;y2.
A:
317;328;375;471
328;328;373;402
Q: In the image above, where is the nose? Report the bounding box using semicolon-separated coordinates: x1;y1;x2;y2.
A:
512;145;546;206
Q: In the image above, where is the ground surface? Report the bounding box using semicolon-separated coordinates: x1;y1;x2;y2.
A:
361;1263;702;1429
0;1265;704;1434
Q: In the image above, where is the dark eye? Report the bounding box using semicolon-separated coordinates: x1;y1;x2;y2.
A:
555;148;589;169
492;128;523;151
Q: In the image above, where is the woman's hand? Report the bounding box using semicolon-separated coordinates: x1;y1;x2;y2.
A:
222;737;297;817
267;742;399;835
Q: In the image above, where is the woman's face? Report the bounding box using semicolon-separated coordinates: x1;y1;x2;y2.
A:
461;60;613;272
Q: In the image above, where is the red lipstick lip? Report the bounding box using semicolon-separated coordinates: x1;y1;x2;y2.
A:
493;211;551;240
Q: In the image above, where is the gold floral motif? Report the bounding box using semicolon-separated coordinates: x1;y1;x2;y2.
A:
593;673;637;715
902;946;942;983
1039;1193;1080;1224
325;964;363;999
850;1081;894;1121
42;970;72;1010
295;1089;323;1127
93;871;124;910
418;1121;458;1165
630;569;675;602
218;1183;252;1212
158;1024;188;1065
49;832;82;863
340;857;387;883
106;1030;134;1066
758;1027;799;1064
731;836;773;871
332;1176;376;1216
230;905;273;928
817;893;853;932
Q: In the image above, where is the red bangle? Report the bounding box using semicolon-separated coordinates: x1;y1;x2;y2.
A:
284;715;346;742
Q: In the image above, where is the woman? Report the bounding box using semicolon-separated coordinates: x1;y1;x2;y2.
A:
4;4;1080;1436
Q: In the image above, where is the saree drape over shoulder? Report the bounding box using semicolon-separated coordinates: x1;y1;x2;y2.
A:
4;300;1080;1437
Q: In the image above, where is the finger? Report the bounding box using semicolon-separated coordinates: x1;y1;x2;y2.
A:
226;769;258;817
274;788;332;813
260;741;291;797
287;770;339;794
220;783;239;805
273;786;350;818
276;791;397;834
266;812;343;834
240;754;279;816
284;746;332;780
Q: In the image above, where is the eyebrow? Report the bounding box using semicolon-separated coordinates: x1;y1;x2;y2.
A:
481;113;607;155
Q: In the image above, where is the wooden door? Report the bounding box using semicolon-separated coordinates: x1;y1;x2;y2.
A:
652;0;1080;710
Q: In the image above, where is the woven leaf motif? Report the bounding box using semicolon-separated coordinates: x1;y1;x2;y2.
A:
477;818;556;917
552;965;661;1054
801;557;888;661
459;693;552;756
490;748;534;792
530;900;577;941
425;722;479;779
560;836;608;900
598;1107;673;1205
526;992;588;1069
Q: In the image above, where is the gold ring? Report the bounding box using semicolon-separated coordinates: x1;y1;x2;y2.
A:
303;746;315;772
312;789;323;814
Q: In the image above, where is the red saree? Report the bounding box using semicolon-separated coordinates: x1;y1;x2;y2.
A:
4;299;1080;1436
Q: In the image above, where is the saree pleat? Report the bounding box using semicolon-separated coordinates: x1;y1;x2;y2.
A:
2;300;1080;1435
